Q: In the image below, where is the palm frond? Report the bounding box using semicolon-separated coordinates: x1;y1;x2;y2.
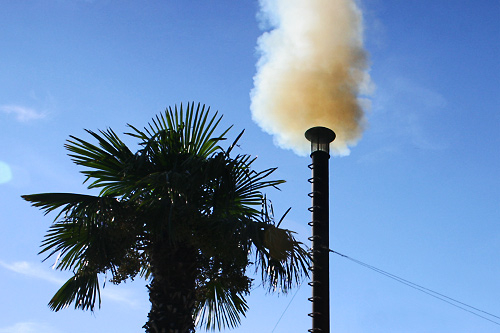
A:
48;270;101;312
225;129;245;155
23;192;138;274
194;281;249;331
21;193;118;220
242;205;310;294
255;228;310;293
230;154;285;213
133;102;231;157
40;220;89;270
64;129;137;197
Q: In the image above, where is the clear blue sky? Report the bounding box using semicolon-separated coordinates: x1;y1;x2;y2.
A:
1;1;499;332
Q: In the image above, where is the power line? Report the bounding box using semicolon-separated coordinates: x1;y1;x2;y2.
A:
268;251;499;332
270;276;306;333
331;250;500;326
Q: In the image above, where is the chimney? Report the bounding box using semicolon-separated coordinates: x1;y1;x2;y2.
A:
305;126;335;333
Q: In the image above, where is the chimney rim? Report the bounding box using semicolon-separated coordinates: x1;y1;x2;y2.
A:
305;126;336;144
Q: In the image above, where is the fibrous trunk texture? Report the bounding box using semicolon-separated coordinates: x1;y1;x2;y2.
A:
144;244;198;333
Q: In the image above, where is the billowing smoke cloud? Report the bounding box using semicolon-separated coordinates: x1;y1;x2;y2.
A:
251;0;373;156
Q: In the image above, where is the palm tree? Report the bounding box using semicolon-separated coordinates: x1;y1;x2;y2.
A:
22;103;309;333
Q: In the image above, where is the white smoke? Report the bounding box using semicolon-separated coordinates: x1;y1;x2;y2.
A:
251;0;373;156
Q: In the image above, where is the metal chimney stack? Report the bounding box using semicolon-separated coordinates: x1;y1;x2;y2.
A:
305;126;336;333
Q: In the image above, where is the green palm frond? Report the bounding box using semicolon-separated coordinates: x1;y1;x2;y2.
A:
233;155;284;203
245;211;310;294
40;220;89;271
21;193;116;219
65;129;135;196
24;192;138;272
260;236;309;293
49;270;101;312
194;281;249;331
126;102;230;158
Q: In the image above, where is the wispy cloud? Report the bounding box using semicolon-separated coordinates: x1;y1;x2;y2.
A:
369;76;449;151
0;105;46;122
0;260;65;285
0;260;143;308
0;322;61;333
103;286;141;307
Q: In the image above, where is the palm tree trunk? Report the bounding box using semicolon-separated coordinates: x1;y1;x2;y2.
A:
144;245;198;333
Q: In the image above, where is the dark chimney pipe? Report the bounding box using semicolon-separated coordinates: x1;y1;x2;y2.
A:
305;126;335;333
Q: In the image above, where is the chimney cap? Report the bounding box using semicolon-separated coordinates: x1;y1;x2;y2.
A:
305;127;336;155
305;126;336;144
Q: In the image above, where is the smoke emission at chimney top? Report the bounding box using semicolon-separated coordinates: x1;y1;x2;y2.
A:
250;0;373;156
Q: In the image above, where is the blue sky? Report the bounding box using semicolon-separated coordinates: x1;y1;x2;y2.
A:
1;1;499;332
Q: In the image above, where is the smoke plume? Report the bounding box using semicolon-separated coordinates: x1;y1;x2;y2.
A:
251;0;373;156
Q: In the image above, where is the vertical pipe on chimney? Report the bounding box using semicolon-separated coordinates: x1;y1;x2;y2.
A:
305;127;335;333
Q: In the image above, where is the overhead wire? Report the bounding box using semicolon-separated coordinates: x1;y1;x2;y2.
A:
330;250;500;326
268;250;499;332
270;276;306;333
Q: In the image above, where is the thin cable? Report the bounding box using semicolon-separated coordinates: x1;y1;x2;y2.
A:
331;250;500;326
332;250;500;321
335;251;500;320
270;276;306;333
250;282;263;292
